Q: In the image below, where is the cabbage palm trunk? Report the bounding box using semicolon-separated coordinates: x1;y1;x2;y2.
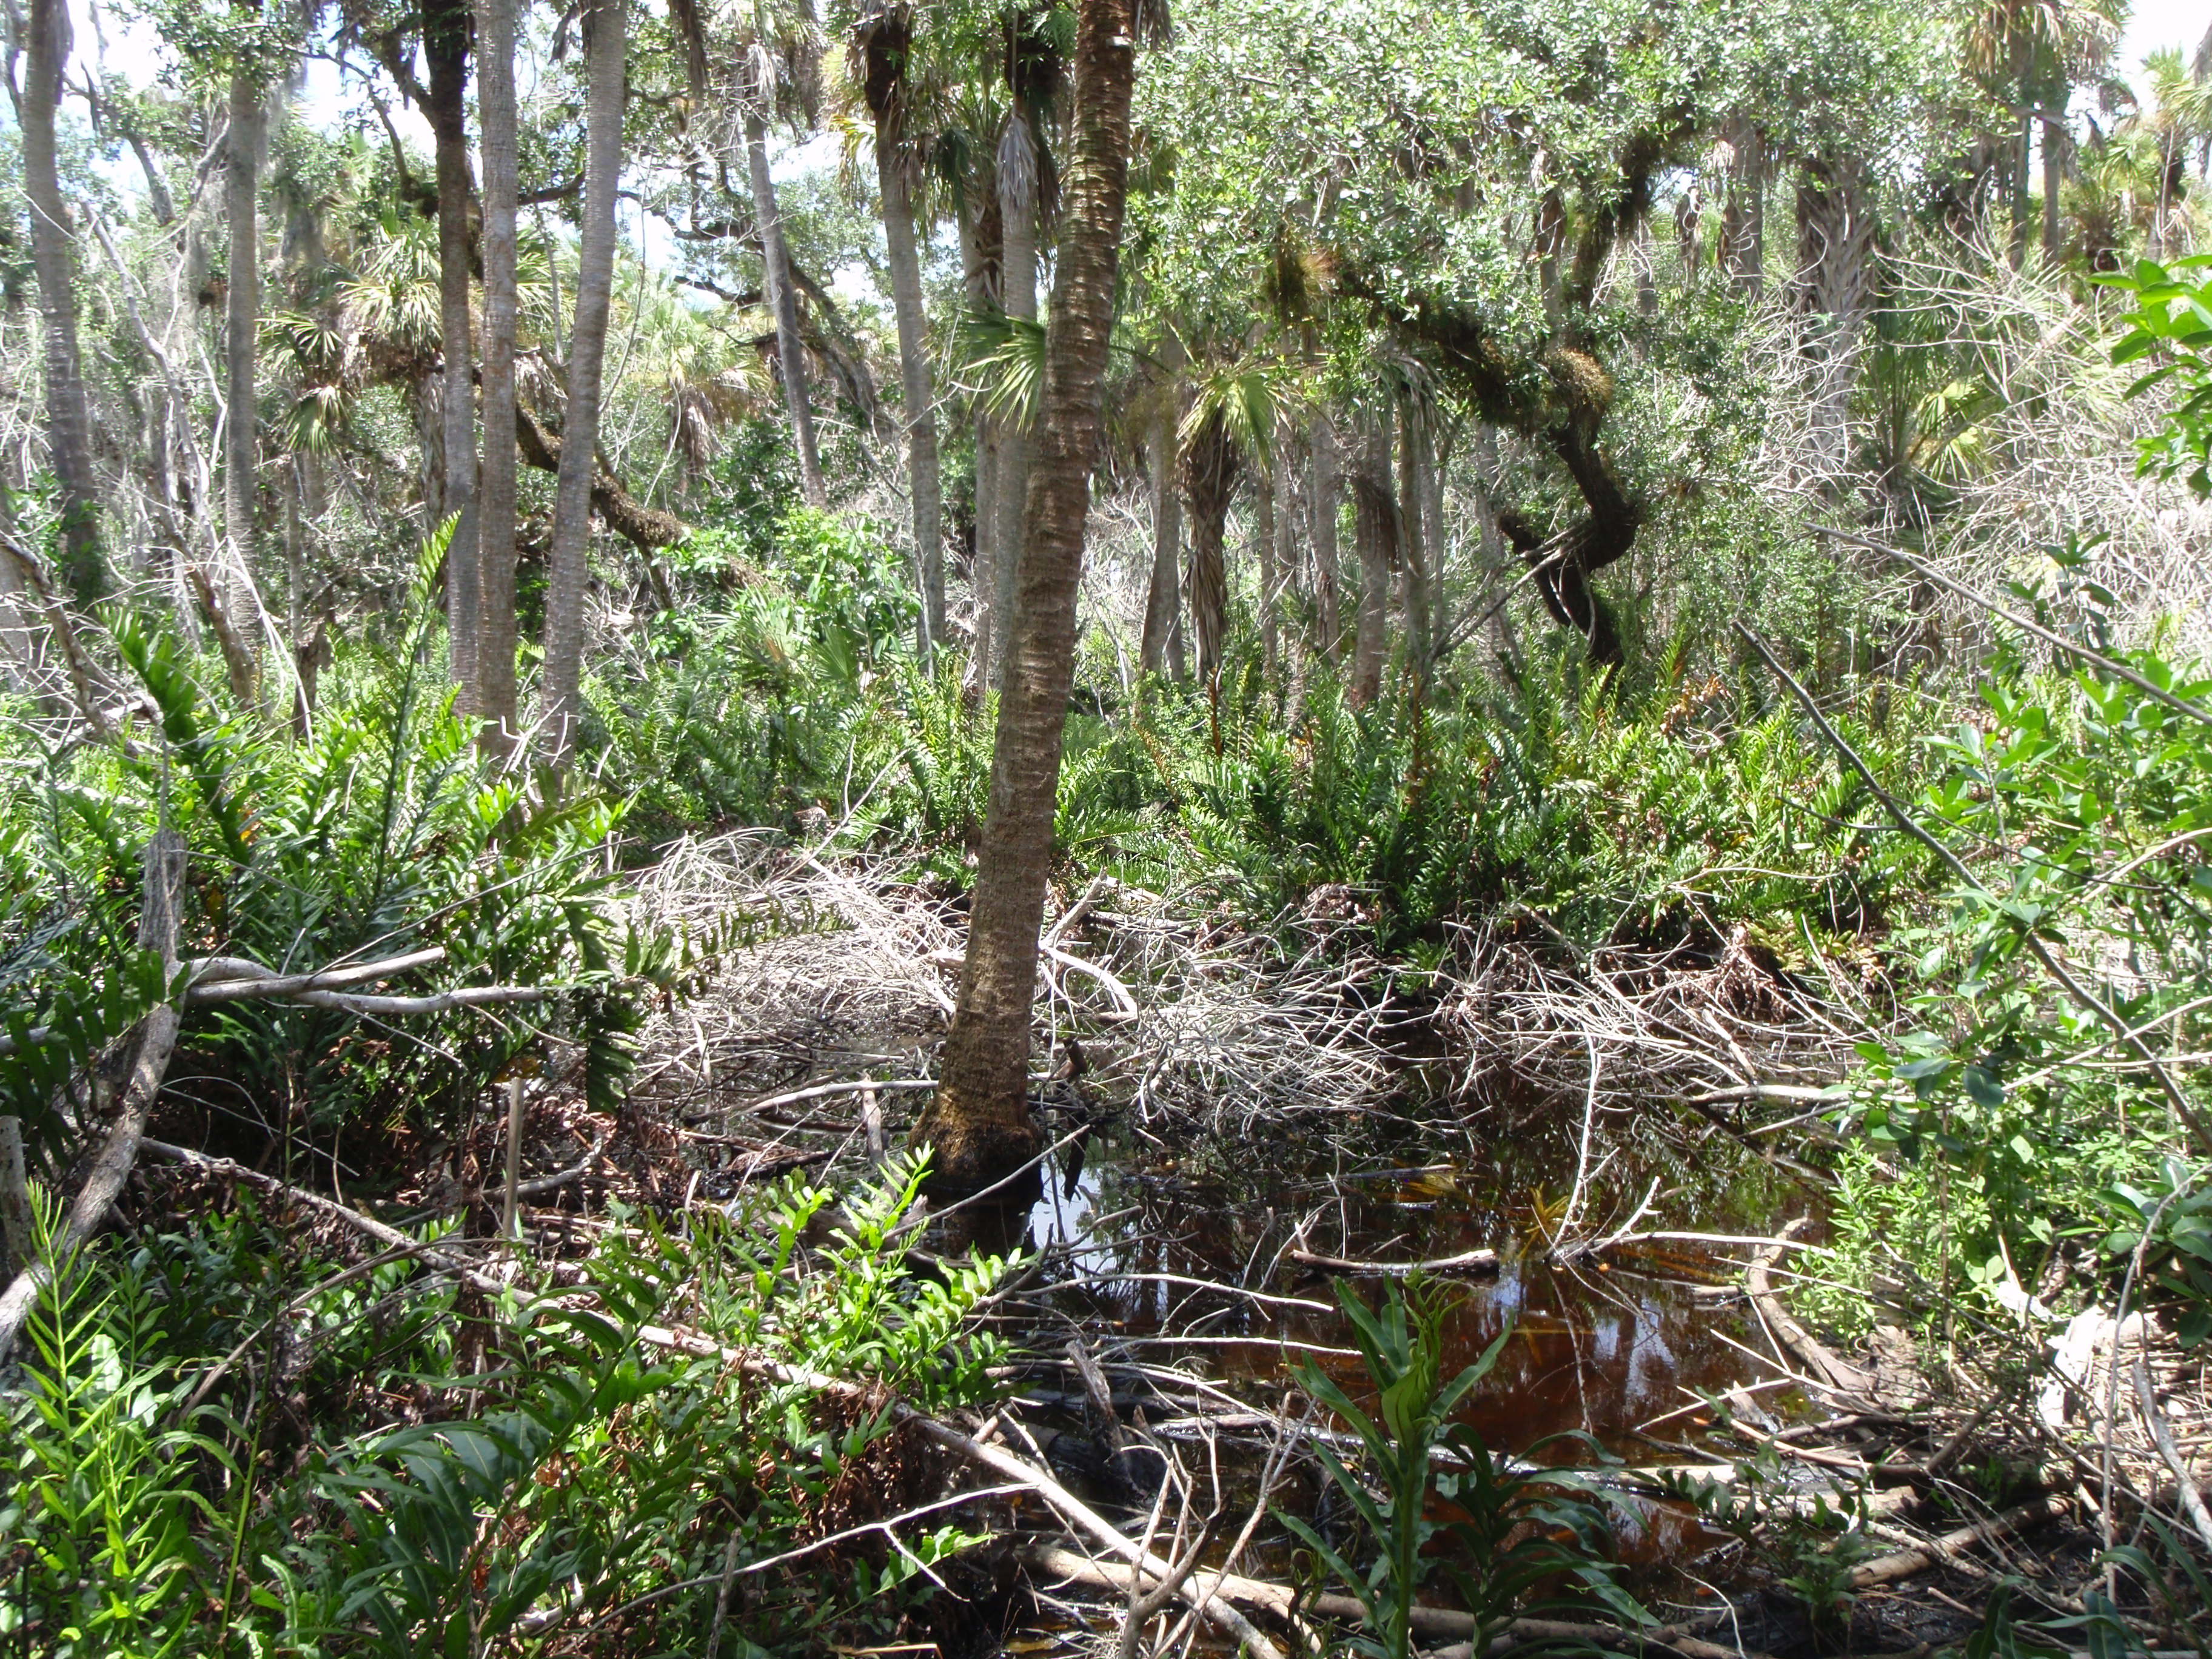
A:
991;108;1039;685
540;0;626;771
427;0;478;706
476;0;521;749
916;0;1139;1190
22;0;104;603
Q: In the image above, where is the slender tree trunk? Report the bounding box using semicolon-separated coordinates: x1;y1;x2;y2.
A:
223;69;266;705
916;0;1138;1190
22;0;104;603
1255;463;1279;684
477;0;521;751
1139;377;1184;679
992;109;1039;685
427;0;480;706
2041;112;2064;264
879;141;944;660
540;0;625;771
1396;395;1432;683
1310;411;1341;662
745;105;826;509
1349;411;1392;705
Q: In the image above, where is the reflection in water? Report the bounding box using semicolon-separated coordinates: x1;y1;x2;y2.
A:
1014;1128;1793;1465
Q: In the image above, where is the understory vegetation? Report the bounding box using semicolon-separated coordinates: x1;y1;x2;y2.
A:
8;0;2212;1654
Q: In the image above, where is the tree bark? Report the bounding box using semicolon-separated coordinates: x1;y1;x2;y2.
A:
1139;390;1185;679
22;0;104;604
879;141;944;659
916;0;1138;1191
540;0;626;772
1310;411;1342;662
1255;461;1279;683
1720;116;1764;298
746;104;827;509
426;0;480;708
476;0;521;751
960;163;1002;703
223;68;269;705
1182;412;1235;693
991;109;1041;688
1396;394;1433;683
1349;411;1392;705
2041;111;2063;264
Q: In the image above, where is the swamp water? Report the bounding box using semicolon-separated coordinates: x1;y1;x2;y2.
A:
984;1113;1836;1580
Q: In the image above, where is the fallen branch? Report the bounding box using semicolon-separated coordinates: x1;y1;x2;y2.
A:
140;1139;514;1298
1746;1220;1877;1398
2133;1355;2212;1555
1288;1244;1500;1278
635;1324;1286;1659
0;832;186;1362
184;947;449;1005
1846;1492;2071;1589
1021;1545;1760;1659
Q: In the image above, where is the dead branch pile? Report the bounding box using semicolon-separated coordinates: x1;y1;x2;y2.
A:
1441;925;1866;1122
623;835;1399;1143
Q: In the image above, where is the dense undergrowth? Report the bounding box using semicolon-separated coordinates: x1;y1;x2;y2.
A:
7;512;2212;1653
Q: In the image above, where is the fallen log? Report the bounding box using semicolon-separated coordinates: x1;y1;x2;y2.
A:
1746;1219;1875;1398
1846;1492;2071;1589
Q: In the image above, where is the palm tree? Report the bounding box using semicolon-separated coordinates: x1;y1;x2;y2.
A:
850;2;945;658
425;0;478;706
1964;0;2120;266
540;0;627;772
20;0;104;603
1178;358;1283;694
476;0;523;751
916;0;1141;1192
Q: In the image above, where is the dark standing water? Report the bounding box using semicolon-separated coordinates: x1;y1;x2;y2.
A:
1005;1112;1823;1574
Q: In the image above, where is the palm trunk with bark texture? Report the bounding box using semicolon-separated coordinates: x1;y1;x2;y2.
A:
1182;412;1235;693
914;0;1138;1191
427;0;480;706
1310;411;1342;662
224;70;267;703
476;0;521;750
960;169;1002;701
1349;411;1393;705
22;0;104;603
540;0;625;771
1139;395;1185;679
991;109;1039;686
746;105;827;509
1720;116;1765;298
879;142;944;659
